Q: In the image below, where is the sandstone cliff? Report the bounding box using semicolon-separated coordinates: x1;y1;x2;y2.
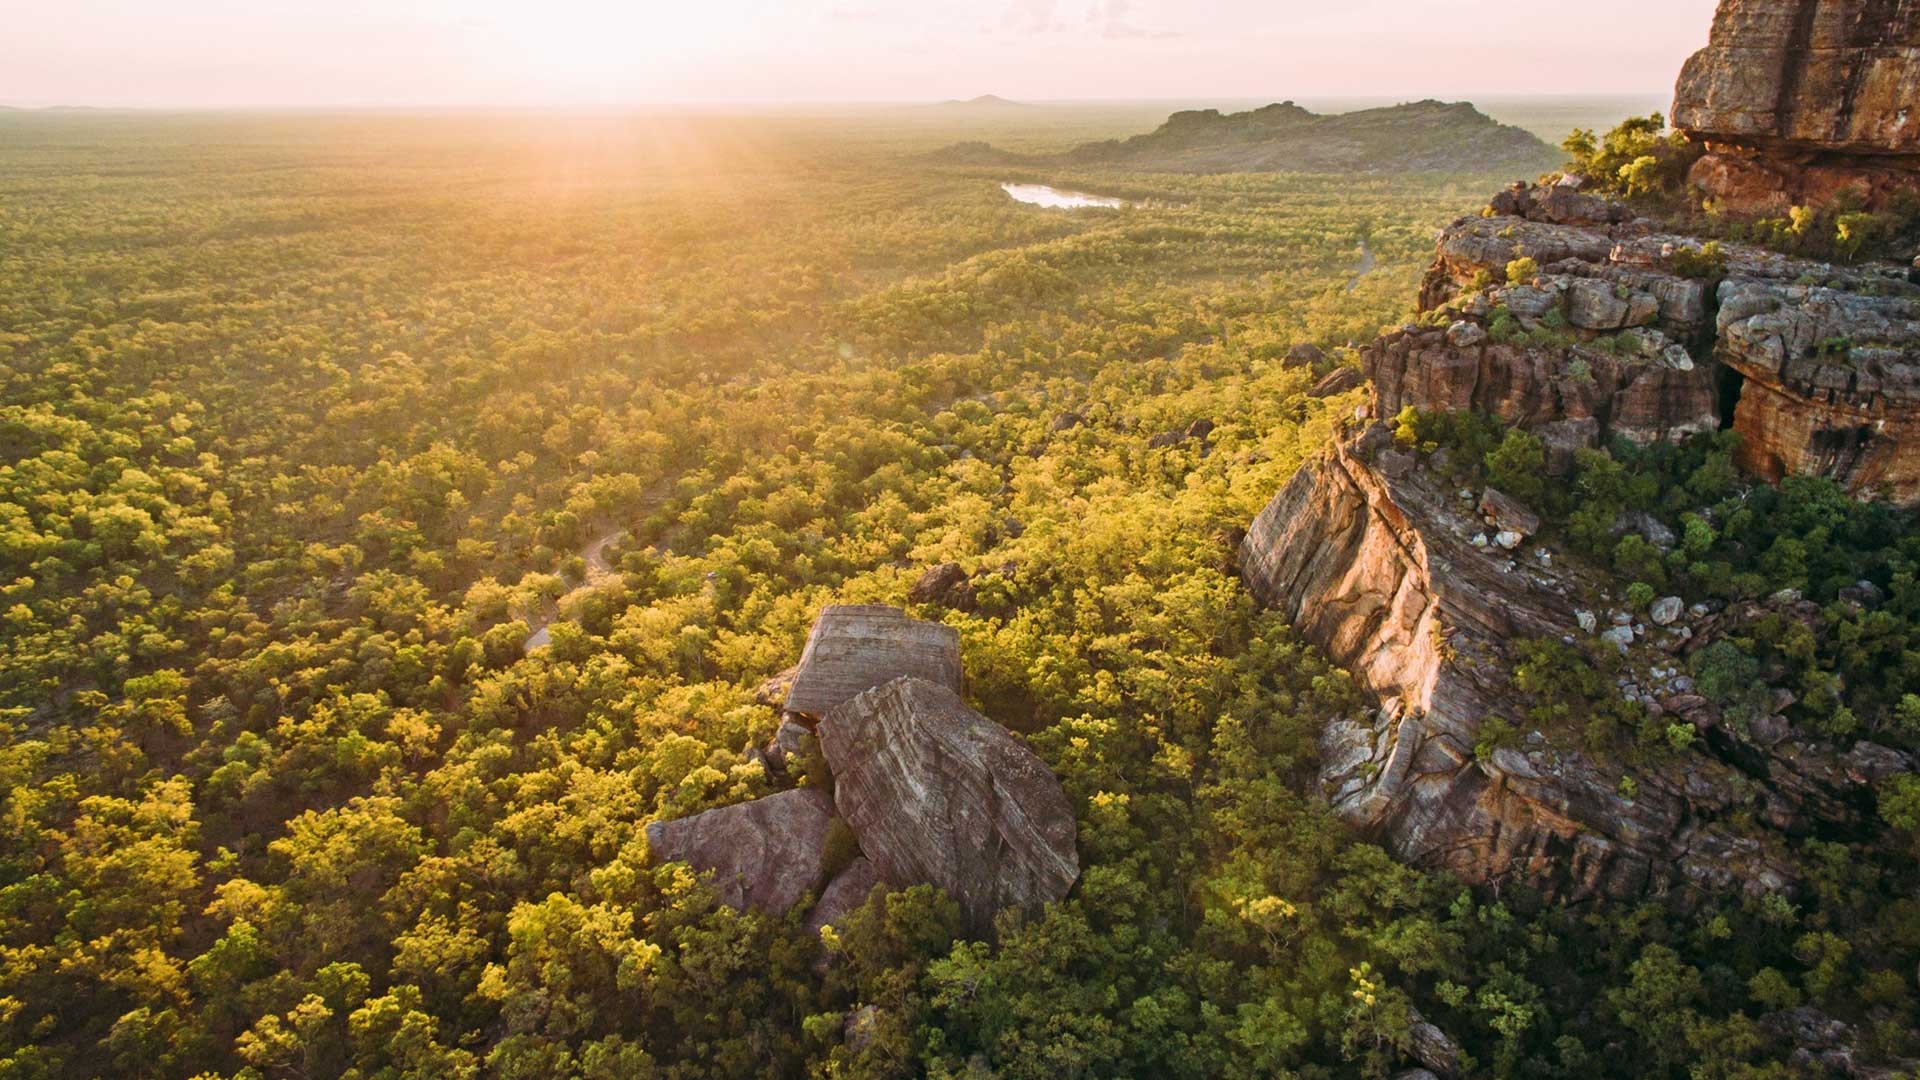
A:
1395;183;1920;501
1672;0;1920;213
1243;426;1804;899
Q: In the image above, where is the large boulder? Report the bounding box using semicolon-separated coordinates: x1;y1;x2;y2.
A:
818;676;1079;938
644;788;838;914
784;604;964;719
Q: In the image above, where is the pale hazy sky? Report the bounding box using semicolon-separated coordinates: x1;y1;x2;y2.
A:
3;0;1719;108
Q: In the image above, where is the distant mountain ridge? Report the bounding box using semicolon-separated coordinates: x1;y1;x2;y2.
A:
935;94;1033;109
929;99;1560;174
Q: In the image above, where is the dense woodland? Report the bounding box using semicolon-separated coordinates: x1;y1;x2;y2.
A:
0;107;1916;1079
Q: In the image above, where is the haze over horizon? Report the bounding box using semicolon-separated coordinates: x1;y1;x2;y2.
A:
5;0;1717;110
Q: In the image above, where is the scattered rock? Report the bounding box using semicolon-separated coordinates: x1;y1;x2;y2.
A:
1283;343;1326;369
645;788;838;914
1444;320;1486;348
764;717;814;772
1407;1006;1461;1079
1494;530;1523;550
807;856;882;936
819;676;1079;938
1601;626;1636;653
1576;609;1597;634
908;562;976;612
784;605;964;720
1650;596;1684;626
1307;366;1364;398
1477;488;1540;538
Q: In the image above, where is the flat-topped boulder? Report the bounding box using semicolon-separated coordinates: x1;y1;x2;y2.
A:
643;788;837;914
818;676;1079;938
784;604;963;720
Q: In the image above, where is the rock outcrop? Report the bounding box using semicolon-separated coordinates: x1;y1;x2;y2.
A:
643;788;839;914
819;676;1080;938
784;604;964;720
1397;183;1920;499
649;607;1078;939
1672;0;1920;213
1242;425;1801;899
1715;276;1920;500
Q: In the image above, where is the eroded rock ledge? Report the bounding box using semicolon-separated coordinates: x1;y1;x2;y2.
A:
1672;0;1920;213
1398;184;1920;502
1243;426;1805;899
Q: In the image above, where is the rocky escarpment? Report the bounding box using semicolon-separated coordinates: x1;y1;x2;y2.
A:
1242;426;1812;899
928;100;1559;175
1672;0;1920;213
648;605;1078;938
1400;182;1920;501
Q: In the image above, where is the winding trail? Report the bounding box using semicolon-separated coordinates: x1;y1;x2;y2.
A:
522;476;679;654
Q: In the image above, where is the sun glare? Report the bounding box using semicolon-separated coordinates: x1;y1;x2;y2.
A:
467;0;747;95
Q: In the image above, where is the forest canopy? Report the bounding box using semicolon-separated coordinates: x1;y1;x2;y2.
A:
1;107;1915;1079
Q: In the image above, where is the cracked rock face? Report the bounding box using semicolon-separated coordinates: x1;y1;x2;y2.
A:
1401;187;1920;502
784;604;964;720
1241;426;1800;901
1716;277;1920;502
1673;0;1920;157
1672;0;1920;213
819;676;1079;938
643;788;838;914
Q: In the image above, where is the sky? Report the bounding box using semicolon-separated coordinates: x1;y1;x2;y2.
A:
2;0;1720;109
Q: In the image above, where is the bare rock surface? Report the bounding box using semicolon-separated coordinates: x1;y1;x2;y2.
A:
807;857;882;936
1241;426;1800;900
908;562;977;612
1395;184;1920;501
785;604;964;719
1673;0;1920;213
644;788;837;914
819;676;1079;937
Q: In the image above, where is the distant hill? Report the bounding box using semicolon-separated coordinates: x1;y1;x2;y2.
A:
928;100;1561;174
934;95;1034;109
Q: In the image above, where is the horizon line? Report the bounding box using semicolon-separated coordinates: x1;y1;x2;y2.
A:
0;90;1676;114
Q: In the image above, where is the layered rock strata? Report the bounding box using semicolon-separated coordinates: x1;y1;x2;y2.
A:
819;676;1081;938
1399;185;1920;500
643;788;839;914
1242;426;1798;899
784;604;964;719
1672;0;1920;212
